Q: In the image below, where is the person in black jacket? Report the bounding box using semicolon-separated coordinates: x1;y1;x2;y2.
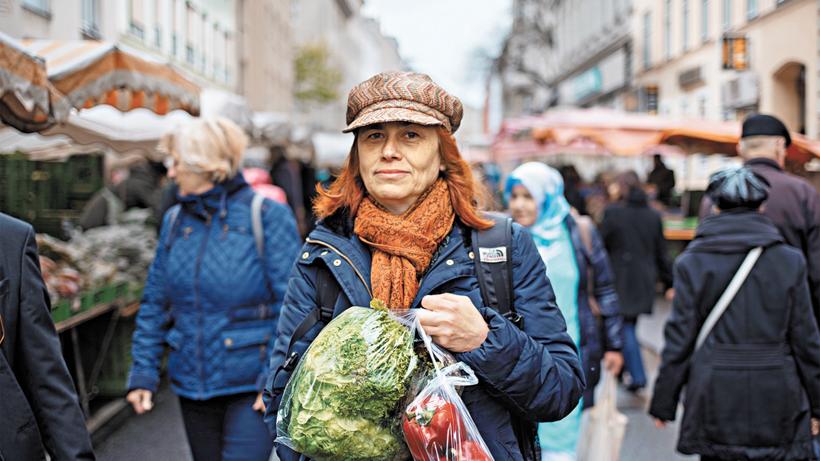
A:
650;167;820;461
699;114;820;330
647;153;676;206
0;212;95;461
600;170;673;392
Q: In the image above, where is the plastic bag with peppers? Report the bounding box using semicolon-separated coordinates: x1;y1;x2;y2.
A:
403;320;494;461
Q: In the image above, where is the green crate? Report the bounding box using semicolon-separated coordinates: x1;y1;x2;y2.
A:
51;299;72;323
95;318;135;396
80;286;110;311
111;281;130;301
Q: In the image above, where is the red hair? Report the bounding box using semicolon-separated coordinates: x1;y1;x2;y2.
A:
314;127;493;230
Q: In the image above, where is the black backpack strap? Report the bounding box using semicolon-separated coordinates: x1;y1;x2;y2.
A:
472;214;522;329
281;265;339;372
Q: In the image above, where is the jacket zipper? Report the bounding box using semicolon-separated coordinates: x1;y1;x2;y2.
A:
193;215;213;397
305;238;372;298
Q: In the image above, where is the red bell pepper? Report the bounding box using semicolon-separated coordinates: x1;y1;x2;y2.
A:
403;394;467;459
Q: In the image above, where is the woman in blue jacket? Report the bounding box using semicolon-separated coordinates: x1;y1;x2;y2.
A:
263;72;585;461
507;162;624;460
126;117;301;461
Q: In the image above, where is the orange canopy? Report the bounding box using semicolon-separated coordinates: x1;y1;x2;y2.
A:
494;108;820;163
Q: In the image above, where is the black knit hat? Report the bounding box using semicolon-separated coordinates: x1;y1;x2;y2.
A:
741;114;791;147
706;166;770;211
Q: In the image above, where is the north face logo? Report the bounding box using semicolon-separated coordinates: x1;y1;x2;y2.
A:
479;247;507;264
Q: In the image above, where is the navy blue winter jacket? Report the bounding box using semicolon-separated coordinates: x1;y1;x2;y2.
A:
565;215;624;408
128;175;301;400
264;211;586;461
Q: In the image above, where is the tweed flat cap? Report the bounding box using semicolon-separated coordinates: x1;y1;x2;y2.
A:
344;71;463;133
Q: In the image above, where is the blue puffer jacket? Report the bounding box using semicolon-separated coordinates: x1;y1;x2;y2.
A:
565;215;624;408
263;211;586;461
128;175;301;400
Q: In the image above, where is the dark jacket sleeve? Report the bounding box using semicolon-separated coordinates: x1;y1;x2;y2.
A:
648;259;698;421
803;188;820;327
263;253;322;435
654;214;674;290
588;225;624;351
16;227;96;460
255;201;301;391
127;212;173;393
455;225;586;422
788;262;820;418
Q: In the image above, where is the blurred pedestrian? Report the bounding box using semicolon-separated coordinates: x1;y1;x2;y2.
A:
507;162;624;460
600;170;673;392
243;167;288;204
126;117;301;461
558;164;588;216
0;212;95;461
700;114;820;328
650;166;820;460
79;160;166;230
647;153;676;207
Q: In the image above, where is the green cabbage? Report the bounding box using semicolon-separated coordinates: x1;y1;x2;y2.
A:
277;303;419;460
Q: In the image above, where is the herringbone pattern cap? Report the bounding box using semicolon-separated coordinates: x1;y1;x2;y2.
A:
344;71;463;133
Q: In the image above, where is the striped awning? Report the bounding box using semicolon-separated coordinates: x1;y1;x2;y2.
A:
21;39;200;119
0;31;63;132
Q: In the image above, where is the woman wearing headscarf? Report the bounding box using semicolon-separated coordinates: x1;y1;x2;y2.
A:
264;72;585;461
649;167;820;460
506;162;624;460
600;170;673;392
126;117;301;461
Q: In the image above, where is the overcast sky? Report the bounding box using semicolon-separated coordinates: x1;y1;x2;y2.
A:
361;0;512;108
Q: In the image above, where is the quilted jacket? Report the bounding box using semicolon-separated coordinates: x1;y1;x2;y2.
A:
128;175;301;399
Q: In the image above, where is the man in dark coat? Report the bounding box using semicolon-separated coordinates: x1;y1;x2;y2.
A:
652;167;820;460
699;114;820;328
648;153;676;206
600;172;673;391
79;161;166;230
0;213;95;460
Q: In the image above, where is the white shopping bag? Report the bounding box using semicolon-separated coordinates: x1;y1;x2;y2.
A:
578;371;628;461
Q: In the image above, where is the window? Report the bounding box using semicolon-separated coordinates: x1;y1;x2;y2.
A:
722;0;732;30
130;0;145;39
746;0;757;19
81;0;99;37
153;0;161;48
185;2;197;65
664;0;672;59
701;0;709;41
643;12;652;69
682;0;690;51
22;0;49;17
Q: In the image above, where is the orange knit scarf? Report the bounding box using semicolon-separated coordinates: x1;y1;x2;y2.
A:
354;179;455;309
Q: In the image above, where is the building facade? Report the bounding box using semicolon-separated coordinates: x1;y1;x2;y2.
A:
494;0;634;117
633;0;817;137
0;0;294;113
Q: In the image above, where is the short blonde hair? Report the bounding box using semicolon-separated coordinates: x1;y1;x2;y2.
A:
159;117;248;183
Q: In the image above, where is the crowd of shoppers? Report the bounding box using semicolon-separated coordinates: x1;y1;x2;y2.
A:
2;60;817;461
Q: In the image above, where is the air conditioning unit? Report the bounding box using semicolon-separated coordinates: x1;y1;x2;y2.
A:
722;72;759;109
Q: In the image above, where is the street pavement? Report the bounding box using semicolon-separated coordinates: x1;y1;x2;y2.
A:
95;299;694;461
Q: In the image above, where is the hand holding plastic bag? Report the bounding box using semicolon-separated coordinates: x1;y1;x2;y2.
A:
403;317;494;461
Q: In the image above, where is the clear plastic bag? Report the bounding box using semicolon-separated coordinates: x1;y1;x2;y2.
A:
276;303;422;461
402;318;495;461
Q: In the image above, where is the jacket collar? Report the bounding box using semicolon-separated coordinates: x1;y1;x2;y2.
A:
309;215;471;307
745;157;783;172
177;174;249;221
689;211;783;254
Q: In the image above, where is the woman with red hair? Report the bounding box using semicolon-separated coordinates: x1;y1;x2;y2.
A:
263;72;584;461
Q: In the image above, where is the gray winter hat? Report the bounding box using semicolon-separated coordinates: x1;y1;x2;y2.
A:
706;166;770;211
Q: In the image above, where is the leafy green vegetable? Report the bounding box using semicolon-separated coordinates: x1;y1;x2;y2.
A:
278;305;420;460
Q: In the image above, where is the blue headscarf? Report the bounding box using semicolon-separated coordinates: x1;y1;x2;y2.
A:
505;162;571;243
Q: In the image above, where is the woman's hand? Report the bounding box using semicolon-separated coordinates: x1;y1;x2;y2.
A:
416;294;489;353
126;389;154;415
653;418;667;429
252;392;266;414
603;351;624;374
